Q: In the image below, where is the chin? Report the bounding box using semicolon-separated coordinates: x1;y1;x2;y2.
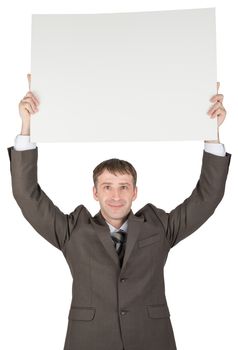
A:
108;212;124;219
111;210;129;219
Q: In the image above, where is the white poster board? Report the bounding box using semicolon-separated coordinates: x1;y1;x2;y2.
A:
30;8;217;142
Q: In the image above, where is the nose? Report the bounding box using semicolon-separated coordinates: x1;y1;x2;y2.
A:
111;188;121;200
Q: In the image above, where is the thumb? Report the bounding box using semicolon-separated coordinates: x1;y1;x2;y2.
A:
216;81;220;94
27;73;31;90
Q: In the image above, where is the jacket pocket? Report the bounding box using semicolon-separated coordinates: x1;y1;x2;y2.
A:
68;307;96;321
147;304;170;318
138;234;161;248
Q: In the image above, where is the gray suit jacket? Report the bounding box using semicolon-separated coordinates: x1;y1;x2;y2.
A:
7;146;231;350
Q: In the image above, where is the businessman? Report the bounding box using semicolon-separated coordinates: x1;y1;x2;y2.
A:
8;76;231;350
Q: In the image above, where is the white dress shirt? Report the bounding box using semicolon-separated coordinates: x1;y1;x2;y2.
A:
107;220;128;235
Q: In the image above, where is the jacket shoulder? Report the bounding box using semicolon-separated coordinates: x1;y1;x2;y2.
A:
135;203;168;232
68;204;92;226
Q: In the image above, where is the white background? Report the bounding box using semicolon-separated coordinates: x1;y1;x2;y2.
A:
1;1;237;350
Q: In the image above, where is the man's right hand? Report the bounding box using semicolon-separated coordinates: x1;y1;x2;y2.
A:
19;74;40;135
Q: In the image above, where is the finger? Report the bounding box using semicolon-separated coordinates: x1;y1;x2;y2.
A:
22;96;38;109
23;101;35;114
27;73;31;90
23;101;36;114
207;101;223;115
210;93;224;103
211;107;226;118
21;98;38;112
217;81;220;94
25;92;40;105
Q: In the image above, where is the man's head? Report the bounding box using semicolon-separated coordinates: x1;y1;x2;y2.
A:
93;159;138;228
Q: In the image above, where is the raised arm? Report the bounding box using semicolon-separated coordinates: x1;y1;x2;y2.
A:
164;150;231;247
152;82;231;247
7;74;83;250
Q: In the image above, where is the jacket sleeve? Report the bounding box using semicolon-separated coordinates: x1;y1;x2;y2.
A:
152;150;231;248
7;146;83;251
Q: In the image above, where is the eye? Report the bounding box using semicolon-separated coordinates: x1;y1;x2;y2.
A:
121;186;128;190
104;185;110;190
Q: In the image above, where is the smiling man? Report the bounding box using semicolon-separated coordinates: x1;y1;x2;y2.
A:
7;77;231;350
93;163;138;228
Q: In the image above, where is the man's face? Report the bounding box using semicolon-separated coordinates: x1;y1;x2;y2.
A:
93;169;138;228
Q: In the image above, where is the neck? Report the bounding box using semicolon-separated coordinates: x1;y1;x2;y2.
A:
100;211;130;229
106;218;124;229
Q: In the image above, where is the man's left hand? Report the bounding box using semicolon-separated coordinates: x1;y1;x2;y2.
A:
207;81;226;128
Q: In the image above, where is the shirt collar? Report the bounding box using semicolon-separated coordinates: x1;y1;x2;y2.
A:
106;220;128;233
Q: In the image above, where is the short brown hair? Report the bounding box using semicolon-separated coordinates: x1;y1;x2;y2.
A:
93;158;137;188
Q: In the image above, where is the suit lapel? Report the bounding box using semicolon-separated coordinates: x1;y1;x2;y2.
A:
121;211;144;272
91;211;120;268
91;210;144;272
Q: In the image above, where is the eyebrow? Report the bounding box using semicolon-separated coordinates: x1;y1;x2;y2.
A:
100;182;131;186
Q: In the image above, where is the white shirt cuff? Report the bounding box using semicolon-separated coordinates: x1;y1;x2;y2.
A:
204;142;226;157
13;135;226;156
14;134;37;151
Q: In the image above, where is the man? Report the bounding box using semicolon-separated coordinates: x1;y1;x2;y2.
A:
8;75;231;350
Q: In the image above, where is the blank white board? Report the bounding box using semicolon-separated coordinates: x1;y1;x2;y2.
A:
30;8;217;142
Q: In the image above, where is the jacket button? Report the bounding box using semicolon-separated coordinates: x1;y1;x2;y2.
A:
120;310;128;316
120;278;127;282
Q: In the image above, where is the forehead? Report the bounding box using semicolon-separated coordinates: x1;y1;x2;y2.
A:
97;169;133;184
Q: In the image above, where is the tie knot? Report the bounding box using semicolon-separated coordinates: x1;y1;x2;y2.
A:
112;229;127;244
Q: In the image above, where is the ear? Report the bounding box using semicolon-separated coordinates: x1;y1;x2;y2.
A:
132;186;138;201
93;186;99;201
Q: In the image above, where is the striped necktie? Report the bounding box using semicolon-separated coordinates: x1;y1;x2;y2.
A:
111;229;127;267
